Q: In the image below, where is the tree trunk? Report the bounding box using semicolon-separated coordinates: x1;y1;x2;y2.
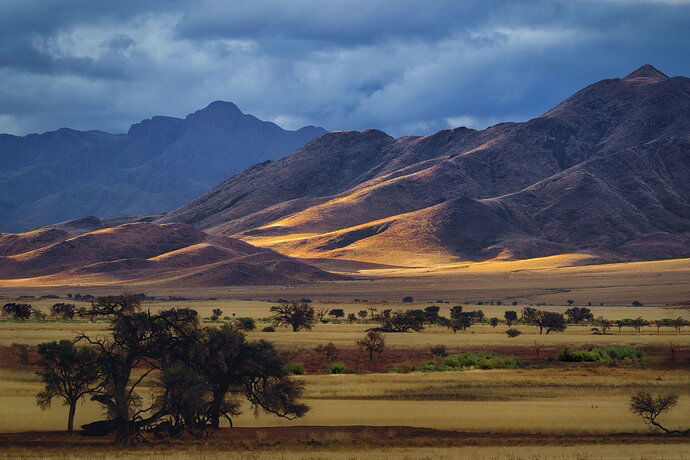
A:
209;387;227;429
67;401;76;433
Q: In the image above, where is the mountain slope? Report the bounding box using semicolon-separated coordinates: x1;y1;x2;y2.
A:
0;102;326;232
161;65;690;265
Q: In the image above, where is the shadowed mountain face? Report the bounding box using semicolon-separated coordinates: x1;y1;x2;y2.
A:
0;101;326;232
160;65;690;265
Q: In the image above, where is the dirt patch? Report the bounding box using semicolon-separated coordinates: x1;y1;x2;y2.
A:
0;426;689;451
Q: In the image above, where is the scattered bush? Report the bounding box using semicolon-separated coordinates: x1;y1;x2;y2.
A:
505;328;522;338
234;317;256;331
285;362;306;375
329;308;345;318
315;342;338;362
261;326;275;332
327;362;348;374
557;345;644;362
397;352;522;373
430;344;448;357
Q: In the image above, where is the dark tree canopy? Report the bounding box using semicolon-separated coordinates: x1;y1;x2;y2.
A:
378;309;426;332
504;310;518;326
629;391;687;434
51;303;77;319
270;302;315;332
356;331;385;360
36;340;99;433
521;308;566;334
565;307;593;323
74;299;308;444
2;303;33;320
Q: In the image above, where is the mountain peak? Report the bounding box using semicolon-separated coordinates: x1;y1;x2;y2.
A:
186;101;244;123
623;64;669;82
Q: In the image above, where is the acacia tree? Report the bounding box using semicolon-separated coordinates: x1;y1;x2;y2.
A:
77;300;308;443
315;342;338;362
596;317;612;334
632;317;650;332
565;307;593;323
315;307;329;322
504;311;518;326
378;309;426;332
615;319;625;332
77;299;197;444
51;303;77;319
270;302;315;331
36;340;99;433
629;391;688;434
183;324;308;430
356;331;385;360
2;303;33;320
522;308;566;334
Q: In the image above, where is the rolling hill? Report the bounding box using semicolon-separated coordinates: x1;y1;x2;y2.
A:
159;65;690;266
0;102;325;232
0;222;343;286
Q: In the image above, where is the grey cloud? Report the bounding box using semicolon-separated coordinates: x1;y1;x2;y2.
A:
0;0;689;137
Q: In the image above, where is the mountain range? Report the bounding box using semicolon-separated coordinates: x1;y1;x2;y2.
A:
0;102;325;232
1;64;688;287
159;65;690;266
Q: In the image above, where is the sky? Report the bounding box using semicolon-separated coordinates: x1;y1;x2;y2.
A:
1;0;690;137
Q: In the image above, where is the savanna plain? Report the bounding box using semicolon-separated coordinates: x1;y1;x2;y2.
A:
1;259;689;459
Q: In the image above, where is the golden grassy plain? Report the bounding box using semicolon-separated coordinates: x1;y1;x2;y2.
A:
0;259;689;458
2;255;689;306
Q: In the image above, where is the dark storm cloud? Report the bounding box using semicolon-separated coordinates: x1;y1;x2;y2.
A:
1;0;689;136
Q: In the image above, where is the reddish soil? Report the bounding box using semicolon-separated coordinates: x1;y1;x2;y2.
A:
0;426;689;450
278;344;690;374
1;343;688;374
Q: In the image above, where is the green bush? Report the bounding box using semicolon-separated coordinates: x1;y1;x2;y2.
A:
557;345;644;362
389;364;414;374
327;362;348;374
261;326;275;332
234;317;256;331
393;352;522;373
285;362;306;375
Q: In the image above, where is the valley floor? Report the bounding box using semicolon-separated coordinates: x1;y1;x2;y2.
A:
0;261;689;459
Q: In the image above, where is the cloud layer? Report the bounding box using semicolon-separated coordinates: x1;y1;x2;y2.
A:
2;0;689;136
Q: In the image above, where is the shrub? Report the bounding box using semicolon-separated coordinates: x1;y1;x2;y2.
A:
261;326;275;332
234;317;256;331
393;352;522;373
329;308;345;318
430;344;448;357
285;362;306;375
557;345;644;362
505;328;522;338
443;352;522;370
315;342;338;361
389;364;414;374
327;362;348;374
